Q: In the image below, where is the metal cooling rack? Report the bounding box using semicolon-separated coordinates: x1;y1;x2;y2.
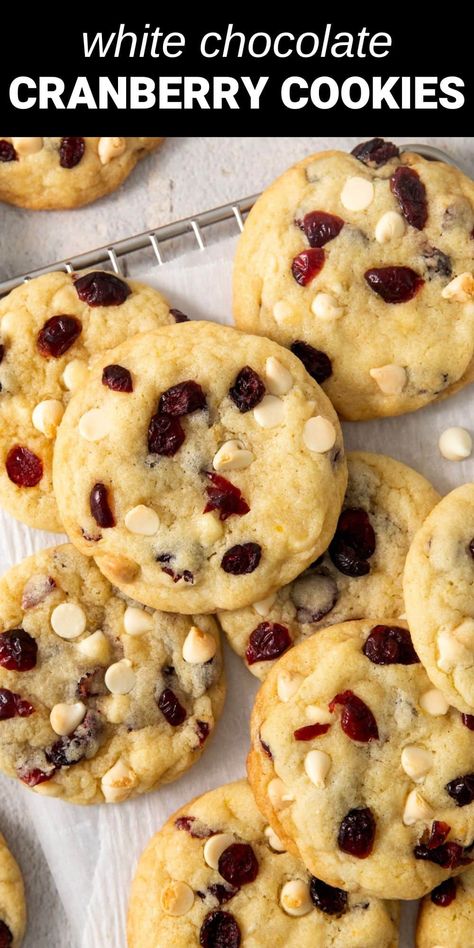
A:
0;143;462;297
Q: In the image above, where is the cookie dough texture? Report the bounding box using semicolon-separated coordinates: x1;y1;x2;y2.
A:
404;484;474;714
233;147;474;420
0;137;162;209
0;544;225;805
0;832;25;947
416;867;474;947
248;619;474;900
220;452;439;678
54;321;347;614
0;270;175;532
127;779;399;948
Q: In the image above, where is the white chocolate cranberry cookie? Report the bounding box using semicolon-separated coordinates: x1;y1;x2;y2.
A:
0;832;25;947
53;321;347;614
0;137;162;209
0;544;225;805
0;270;178;532
416;866;474;947
233;138;474;420
248;619;474;900
404;485;474;715
127;779;399;948
219;452;439;678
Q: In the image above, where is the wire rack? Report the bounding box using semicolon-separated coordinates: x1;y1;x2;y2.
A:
0;143;462;297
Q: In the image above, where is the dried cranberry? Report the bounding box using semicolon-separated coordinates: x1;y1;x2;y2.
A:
338;808;376;858
431;877;457;907
0;629;37;671
196;720;210;745
204;473;250;521
363;625;419;665
423;821;451;850
291;248;325;285
148;413;185;456
329;691;379;742
298;211;344;248
207;884;239;906
102;364;133;393
77;668;106;699
200;911;241;948
37;315;82;358
309;876;348;915
294;723;330;740
17;765;54;787
74;271;131;307
290;342;333;384
445;773;474;807
159;380;206;416
170;308;189;323
175;816;213;838
229;367;265;413
0;141;17;162
90;483;115;528
391;166;428;230
218;843;258;886
46;711;104;768
414;839;470;870
365;267;424;303
260;737;272;758
246;622;290;665
157;688;187;726
0;920;13;947
462;713;474;730
59;137;85;168
221;543;261;575
422;246;452;280
351;138;399;167
6;446;43;487
0;345;4;364
329;508;375;577
0;688;34;720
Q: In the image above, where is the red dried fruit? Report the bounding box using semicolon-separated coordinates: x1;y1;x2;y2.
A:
17;765;55;787
351;138;399;167
445;773;474;807
329;691;379;742
391;166;428;230
102;364;133;393
218;843;258;887
338;808;376;858
200;911;241;948
414;839;471;870
431;877;457;907
37;315;82;358
170;308;189;323
260;737;272;758
59;137;85;168
422;246;452;280
0;345;4;363
363;625;419;665
294;723;330;741
21;575;56;610
0;629;37;671
46;710;104;768
148;413;185;456
221;543;261;575
6;445;43;487
329;508;375;577
74;271;131;307
246;622;291;665
309;876;348;915
0;140;17;162
298;211;344;248
90;483;115;528
423;821;451;850
462;713;474;730
159;380;207;416
290;341;332;384
77;668;106;699
207;884;239;906
291;248;325;285
157;688;187;726
0;920;13;947
204;472;250;521
196;720;210;745
229;366;265;413
0;688;34;720
161;566;194;584
175;816;213;838
365;267;424;303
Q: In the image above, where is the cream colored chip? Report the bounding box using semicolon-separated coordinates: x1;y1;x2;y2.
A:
103;694;130;724
253;395;285;429
50;701;86;736
76;629;111;663
401;746;433;782
265;357;293;395
419;689;449;716
304;749;331;787
62;359;89;391
193;514;224;544
277;670;303;702
123;606;154;636
160;880;194;917
12;137;43;156
370;365;407;395
311;292;343;321
303;416;336;453
438;427;472;461
98;137;127;164
78;408;112;441
105;658;137;694
101;759;138;804
375;210;405;244
32;399;64;438
279;879;313;917
253;592;277;617
212;440;254;472
273;300;294;325
182;626;217;664
340;175;374;211
268;777;294;810
264;825;286;852
403;789;434;826
51;602;86;639
437;629;473;672
441;272;474;302
305;705;333;725
203;833;234;870
124;504;160;536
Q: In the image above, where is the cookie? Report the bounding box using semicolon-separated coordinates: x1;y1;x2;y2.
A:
0;270;178;532
0;137;162;209
404;484;474;714
0;832;25;947
127;779;399;948
0;544;225;805
248;619;474;900
219;452;439;678
53;321;347;614
233;138;474;421
416;867;474;947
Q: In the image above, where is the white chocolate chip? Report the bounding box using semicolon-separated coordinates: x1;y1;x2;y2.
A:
311;292;343;321
304;750;331;788
264;825;286;852
253;593;277;617
123;606;153;637
124;504;159;536
32;399;64;438
370;364;407;395
401;746;433;782
277;670;303;702
253;395;285;429
213;440;254;472
193;513;224;544
50;702;86;736
419;689;449;716
403;789;434;826
76;630;110;663
203;833;234;870
104;659;136;695
375;210;405;244
453;619;474;649
341;175;374;211
101;759;137;804
98;136;127;165
62;359;89;391
182;626;217;664
265;357;293;396
437;629;473;672
438;427;472;461
51;602;86;640
303;416;336;453
273;300;294;325
442;272;474;302
160;880;194;917
11;137;43;156
103;694;130;724
305;705;333;725
78;408;111;441
268;777;294;810
280;879;313;917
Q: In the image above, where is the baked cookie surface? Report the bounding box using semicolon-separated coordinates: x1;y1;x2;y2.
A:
0;544;225;805
127;779;399;948
53;321;347;614
0;832;25;947
233;139;474;420
416;866;474;947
